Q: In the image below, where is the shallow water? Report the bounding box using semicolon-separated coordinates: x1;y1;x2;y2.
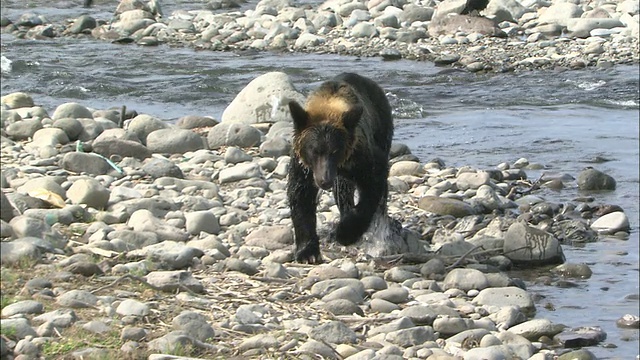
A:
1;2;639;358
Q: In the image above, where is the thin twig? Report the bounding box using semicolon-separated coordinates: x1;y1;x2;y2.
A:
445;245;485;270
91;274;197;295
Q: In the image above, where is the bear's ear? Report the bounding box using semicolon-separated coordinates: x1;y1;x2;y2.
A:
289;100;309;132
342;104;363;132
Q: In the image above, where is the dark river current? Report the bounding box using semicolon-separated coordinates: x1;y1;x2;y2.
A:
1;0;639;358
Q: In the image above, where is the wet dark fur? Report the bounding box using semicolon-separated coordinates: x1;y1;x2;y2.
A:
287;73;393;263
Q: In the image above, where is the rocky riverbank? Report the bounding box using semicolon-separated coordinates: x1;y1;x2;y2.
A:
1;72;638;359
1;0;639;72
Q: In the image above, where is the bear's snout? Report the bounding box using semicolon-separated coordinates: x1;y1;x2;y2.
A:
312;158;336;191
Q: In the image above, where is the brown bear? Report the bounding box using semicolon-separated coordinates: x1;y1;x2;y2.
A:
287;73;394;263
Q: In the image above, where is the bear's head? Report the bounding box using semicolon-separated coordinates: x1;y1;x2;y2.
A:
288;81;363;190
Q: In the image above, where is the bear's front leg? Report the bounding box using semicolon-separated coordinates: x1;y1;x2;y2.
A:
333;174;388;246
288;160;323;264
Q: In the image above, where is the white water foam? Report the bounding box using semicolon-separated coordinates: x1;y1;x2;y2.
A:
1;56;12;74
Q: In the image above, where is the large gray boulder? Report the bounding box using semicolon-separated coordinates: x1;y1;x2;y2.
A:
221;72;305;124
577;168;616;190
503;221;565;266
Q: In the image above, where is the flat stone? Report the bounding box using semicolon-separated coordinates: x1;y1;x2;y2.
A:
553;326;607;348
311;278;365;298
1;300;44;317
418;196;476;218
385;326;436;347
323;299;364;316
472;287;535;316
145;270;204;293
309;321;357;344
508;319;566;341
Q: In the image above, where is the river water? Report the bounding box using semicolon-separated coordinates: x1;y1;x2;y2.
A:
1;1;639;358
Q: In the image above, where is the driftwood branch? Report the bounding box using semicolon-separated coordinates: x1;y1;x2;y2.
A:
91;274;197;295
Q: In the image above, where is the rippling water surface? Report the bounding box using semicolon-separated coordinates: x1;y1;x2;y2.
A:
1;1;639;357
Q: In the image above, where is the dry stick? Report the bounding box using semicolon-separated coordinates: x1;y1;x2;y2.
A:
91;274;197;295
119;105;126;128
445;244;486;270
251;276;297;284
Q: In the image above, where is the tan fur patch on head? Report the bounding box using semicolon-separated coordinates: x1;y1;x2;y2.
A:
302;82;359;129
305;95;351;129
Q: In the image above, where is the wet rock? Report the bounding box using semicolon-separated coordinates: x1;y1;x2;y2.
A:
503;221;565;266
69;15;97;34
577;168;616;190
616;314;640;328
551;263;593;279
590;211;629;234
553;326;607;348
556;349;597;360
